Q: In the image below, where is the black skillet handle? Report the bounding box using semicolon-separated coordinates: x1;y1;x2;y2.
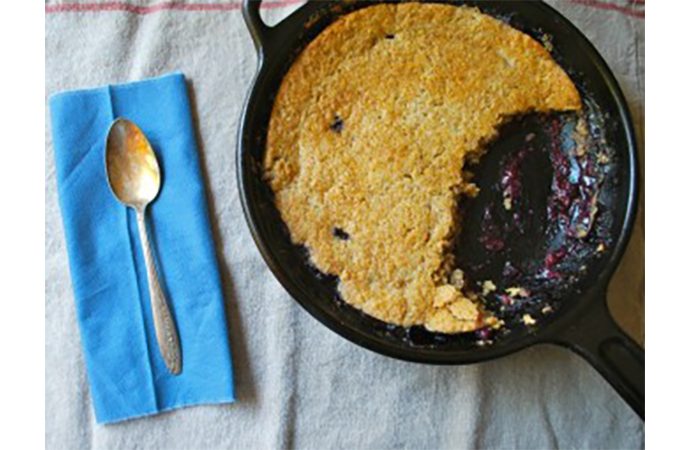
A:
548;292;644;419
242;0;272;56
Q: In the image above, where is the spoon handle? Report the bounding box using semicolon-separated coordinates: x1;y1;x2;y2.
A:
136;209;182;375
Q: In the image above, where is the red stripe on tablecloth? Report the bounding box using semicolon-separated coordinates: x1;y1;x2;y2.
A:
568;0;645;19
46;0;644;19
45;0;304;14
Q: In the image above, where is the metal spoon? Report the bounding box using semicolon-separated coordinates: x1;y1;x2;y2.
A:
105;118;182;375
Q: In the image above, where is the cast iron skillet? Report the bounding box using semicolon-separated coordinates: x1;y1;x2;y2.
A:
238;0;644;418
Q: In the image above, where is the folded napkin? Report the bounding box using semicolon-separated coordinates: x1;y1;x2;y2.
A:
49;72;235;424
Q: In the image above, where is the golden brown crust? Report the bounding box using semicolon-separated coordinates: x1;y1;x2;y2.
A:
265;3;581;333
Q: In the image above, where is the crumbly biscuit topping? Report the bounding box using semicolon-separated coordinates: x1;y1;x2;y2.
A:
265;3;580;333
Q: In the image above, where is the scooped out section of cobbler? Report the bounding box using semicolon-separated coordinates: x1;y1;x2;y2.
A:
264;3;581;333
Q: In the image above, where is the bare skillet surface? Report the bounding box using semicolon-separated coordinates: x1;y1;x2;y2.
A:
238;0;642;417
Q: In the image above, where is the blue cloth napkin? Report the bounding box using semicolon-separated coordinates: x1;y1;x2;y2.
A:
49;73;235;424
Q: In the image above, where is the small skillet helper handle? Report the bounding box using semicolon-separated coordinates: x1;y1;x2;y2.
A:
242;0;271;56
549;292;644;419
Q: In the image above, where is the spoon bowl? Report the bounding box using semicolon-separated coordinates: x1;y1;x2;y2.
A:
106;119;161;209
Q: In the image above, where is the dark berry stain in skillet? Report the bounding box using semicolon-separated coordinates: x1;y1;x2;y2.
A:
333;227;350;240
330;114;344;133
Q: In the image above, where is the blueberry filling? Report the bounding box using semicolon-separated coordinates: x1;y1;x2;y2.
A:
450;103;614;340
479;208;505;252
330;115;344;133
333;227;350;240
385;34;396;39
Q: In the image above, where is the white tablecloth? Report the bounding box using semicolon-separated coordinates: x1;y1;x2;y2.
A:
45;1;645;448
